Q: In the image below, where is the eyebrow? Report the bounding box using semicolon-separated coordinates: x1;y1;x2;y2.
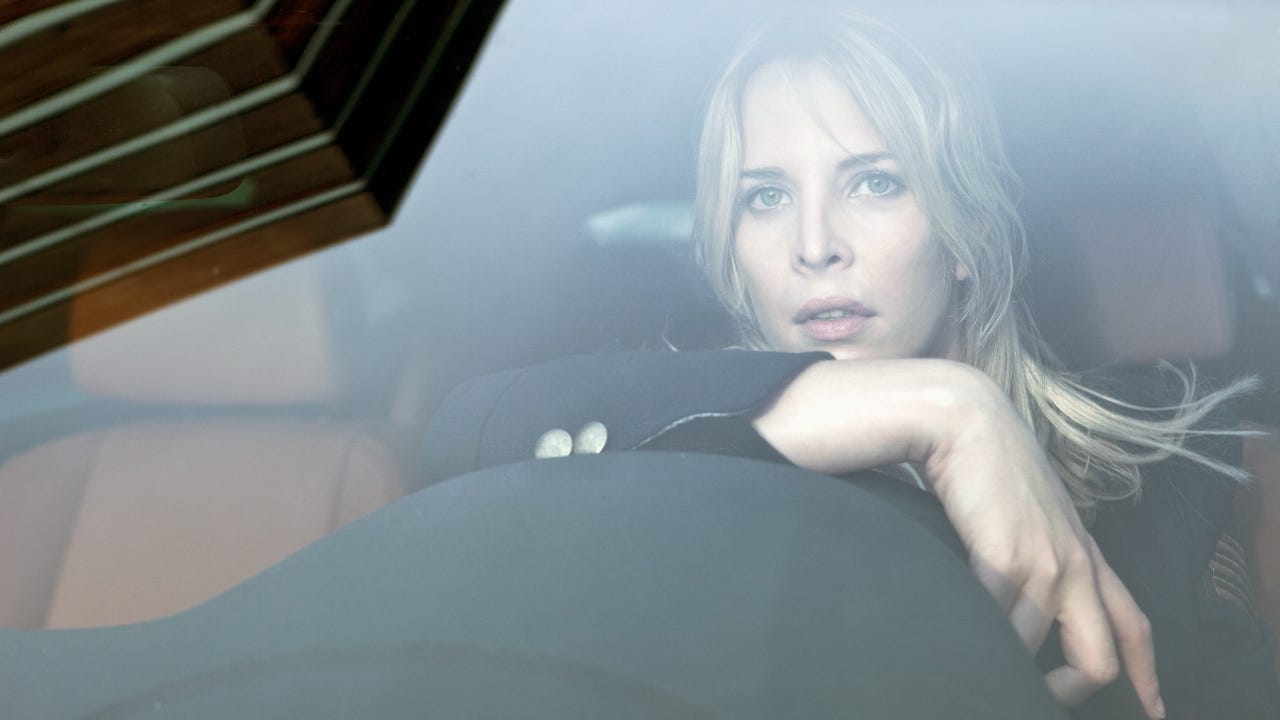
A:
739;152;897;182
837;151;895;172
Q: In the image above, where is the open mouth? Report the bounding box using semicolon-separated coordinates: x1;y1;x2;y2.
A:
795;298;874;342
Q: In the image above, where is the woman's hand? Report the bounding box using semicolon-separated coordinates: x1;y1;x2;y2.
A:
922;368;1163;718
752;358;1163;718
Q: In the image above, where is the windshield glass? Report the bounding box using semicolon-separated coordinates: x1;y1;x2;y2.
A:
1;0;1277;631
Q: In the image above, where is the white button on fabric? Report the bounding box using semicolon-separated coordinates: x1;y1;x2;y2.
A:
534;428;573;459
572;421;608;455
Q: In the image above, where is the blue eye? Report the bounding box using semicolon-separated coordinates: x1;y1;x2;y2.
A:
745;186;791;210
851;171;903;198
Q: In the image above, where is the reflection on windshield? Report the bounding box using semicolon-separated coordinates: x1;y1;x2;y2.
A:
0;0;1278;637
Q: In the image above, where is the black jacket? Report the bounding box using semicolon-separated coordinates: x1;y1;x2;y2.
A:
424;349;1278;720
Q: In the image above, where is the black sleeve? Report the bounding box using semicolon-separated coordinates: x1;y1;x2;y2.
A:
637;411;793;463
422;349;829;484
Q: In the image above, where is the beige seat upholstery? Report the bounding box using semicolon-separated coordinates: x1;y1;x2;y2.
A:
0;261;405;628
1054;205;1236;365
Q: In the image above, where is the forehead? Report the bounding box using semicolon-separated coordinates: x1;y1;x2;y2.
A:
739;62;888;164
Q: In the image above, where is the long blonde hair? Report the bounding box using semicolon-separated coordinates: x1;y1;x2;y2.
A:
693;11;1254;515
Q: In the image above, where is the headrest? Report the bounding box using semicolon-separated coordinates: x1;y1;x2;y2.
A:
69;260;340;405
1050;205;1234;366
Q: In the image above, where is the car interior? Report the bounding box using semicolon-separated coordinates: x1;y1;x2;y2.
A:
0;0;1278;704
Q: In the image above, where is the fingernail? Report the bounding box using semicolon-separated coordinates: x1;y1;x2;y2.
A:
1154;695;1166;719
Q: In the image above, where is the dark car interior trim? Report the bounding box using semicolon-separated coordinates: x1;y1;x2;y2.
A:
0;0;505;372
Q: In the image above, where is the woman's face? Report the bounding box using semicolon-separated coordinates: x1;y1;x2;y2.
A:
732;62;966;361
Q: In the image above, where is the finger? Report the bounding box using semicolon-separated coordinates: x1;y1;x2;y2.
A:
1008;594;1053;652
1093;544;1164;718
1044;664;1112;708
1051;571;1121;706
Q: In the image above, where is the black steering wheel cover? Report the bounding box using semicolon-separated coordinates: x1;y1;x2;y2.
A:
0;453;1066;719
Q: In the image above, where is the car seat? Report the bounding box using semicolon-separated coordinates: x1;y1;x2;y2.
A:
0;259;405;628
1044;204;1280;675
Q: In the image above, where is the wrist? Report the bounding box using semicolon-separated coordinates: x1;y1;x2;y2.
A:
917;363;1021;495
897;359;999;460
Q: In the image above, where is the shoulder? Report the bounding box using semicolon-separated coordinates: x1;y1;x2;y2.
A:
1084;363;1247;613
1084;362;1241;537
1078;362;1243;468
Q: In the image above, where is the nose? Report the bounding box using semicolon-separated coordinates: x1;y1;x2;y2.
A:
792;199;852;272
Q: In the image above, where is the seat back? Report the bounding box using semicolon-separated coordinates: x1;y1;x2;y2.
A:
0;261;404;628
1046;204;1279;664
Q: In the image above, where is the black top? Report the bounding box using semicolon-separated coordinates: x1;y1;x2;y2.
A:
423;349;1279;720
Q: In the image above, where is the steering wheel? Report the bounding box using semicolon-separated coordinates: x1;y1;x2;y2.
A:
2;453;1067;720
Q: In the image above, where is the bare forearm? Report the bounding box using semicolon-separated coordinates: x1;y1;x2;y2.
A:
750;357;996;476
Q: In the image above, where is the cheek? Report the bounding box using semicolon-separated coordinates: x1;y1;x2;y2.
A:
732;242;792;342
902;250;953;309
878;232;955;321
904;250;960;338
732;234;777;302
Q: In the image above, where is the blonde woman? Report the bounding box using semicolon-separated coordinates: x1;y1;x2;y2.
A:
425;10;1276;719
